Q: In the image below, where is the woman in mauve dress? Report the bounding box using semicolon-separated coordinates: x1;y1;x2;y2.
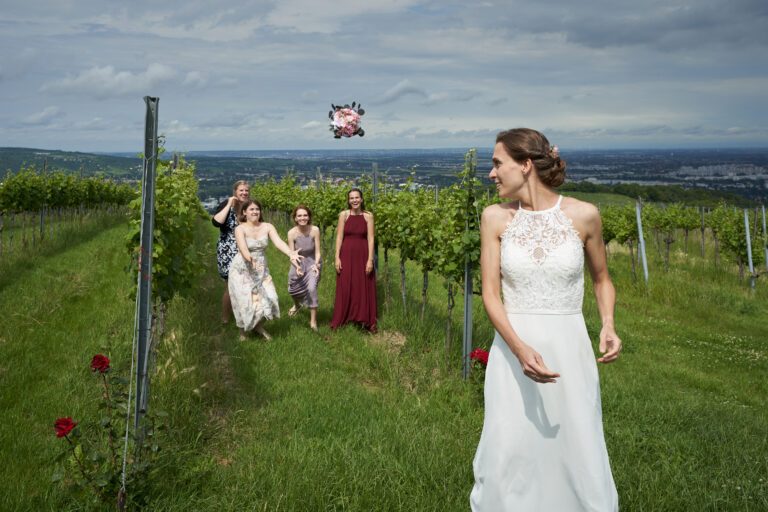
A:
287;205;322;330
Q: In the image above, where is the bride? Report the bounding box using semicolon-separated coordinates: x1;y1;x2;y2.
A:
228;199;301;341
470;128;622;511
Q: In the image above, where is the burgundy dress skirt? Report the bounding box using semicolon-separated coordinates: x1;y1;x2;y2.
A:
330;214;377;331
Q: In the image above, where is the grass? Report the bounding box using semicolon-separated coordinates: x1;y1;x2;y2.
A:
0;209;766;511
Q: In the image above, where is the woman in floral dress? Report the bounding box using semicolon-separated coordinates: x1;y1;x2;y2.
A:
228;199;301;340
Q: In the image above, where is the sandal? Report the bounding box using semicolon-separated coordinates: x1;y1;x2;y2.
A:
288;304;303;317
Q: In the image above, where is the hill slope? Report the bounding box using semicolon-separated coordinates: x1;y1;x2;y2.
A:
0;217;766;510
0;147;141;178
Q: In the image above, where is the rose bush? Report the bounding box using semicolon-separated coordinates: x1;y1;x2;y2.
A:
52;354;169;508
470;348;489;366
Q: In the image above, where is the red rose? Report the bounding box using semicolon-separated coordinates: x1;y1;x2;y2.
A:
90;354;110;373
470;349;489;366
54;417;78;438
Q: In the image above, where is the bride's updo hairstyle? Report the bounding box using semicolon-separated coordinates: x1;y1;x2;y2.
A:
496;128;566;187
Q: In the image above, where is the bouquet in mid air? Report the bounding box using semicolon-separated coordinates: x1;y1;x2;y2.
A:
329;102;365;138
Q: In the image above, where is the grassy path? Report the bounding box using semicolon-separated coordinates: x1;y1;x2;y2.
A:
1;217;766;510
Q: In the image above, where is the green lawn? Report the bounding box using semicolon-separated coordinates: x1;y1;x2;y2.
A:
0;215;766;511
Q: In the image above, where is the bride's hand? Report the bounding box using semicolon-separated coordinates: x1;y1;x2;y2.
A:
598;326;622;363
514;343;559;383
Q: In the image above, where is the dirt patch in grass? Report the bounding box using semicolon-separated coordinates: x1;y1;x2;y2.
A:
369;330;406;355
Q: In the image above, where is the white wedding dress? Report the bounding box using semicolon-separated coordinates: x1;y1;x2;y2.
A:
470;196;618;511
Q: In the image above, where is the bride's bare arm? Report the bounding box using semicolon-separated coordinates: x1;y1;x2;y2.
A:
481;205;559;383
581;204;622;363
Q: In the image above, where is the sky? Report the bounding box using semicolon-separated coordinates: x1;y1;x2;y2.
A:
1;0;767;152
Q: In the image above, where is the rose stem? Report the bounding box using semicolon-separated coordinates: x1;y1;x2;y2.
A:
101;373;118;470
66;435;116;506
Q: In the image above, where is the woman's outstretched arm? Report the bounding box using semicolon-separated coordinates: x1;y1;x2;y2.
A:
267;224;302;269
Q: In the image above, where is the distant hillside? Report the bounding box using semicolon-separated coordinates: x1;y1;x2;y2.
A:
0;147;141;179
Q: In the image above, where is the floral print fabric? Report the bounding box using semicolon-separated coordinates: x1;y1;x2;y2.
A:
228;236;280;331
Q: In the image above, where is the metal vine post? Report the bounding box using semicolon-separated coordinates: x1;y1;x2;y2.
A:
462;149;477;380
635;200;649;284
135;96;159;431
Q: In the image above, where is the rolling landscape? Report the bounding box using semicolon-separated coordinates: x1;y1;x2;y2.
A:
2;146;767;206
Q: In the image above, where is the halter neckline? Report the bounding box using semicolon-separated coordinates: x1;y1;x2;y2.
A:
517;195;563;214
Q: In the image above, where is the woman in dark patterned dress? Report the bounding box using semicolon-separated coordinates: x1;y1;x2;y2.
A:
212;180;250;323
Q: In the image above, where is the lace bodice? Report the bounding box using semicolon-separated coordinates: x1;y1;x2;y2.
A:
500;196;585;314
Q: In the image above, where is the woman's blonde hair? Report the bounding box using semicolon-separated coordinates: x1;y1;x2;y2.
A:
232;180;250;196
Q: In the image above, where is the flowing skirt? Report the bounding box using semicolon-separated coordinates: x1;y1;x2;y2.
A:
228;252;280;331
470;312;618;511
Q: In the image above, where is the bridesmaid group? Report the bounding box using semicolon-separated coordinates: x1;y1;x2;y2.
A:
213;184;377;339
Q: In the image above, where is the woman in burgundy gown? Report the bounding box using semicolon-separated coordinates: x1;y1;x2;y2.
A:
330;188;377;331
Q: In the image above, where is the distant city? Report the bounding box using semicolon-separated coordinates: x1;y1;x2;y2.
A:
2;147;767;206
171;148;768;207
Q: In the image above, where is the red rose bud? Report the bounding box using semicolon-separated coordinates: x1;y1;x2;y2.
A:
470;349;489;365
54;417;78;437
90;354;110;373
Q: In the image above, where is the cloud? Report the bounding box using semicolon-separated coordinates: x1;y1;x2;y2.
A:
302;120;325;129
22;106;65;125
197;112;272;130
265;0;420;34
183;71;207;87
72;117;113;131
39;63;178;99
554;1;768;50
301;89;320;103
163;119;192;134
375;79;427;104
546;123;768;141
423;91;478;106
